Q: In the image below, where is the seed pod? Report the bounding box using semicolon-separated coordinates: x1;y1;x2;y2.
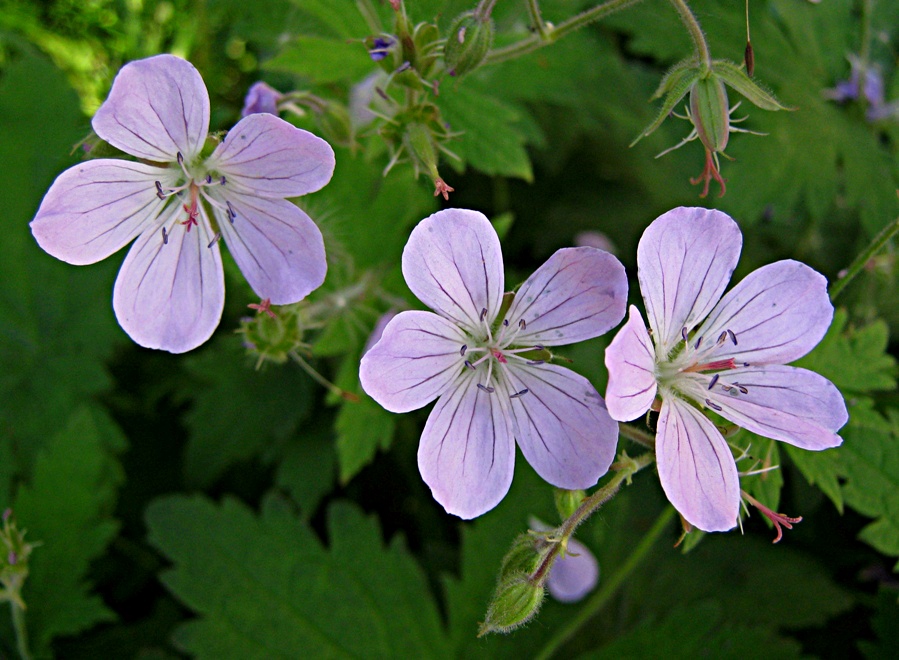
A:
690;75;731;154
444;11;494;77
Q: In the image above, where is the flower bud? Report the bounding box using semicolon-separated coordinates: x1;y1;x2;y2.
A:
444;11;494;77
241;81;282;117
690;75;731;154
498;532;548;578
478;574;545;636
554;489;586;520
403;121;440;180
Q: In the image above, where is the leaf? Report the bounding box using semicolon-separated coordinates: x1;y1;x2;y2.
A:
177;336;313;488
738;434;784;512
858;588;899;659
285;0;372;40
264;36;374;84
795;309;897;394
583;601;802;659
335;393;396;484
783;444;844;513
838;402;899;563
14;406;125;655
275;423;337;518
145;495;452;659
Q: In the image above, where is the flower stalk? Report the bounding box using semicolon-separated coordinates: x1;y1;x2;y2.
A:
667;0;711;71
829;209;899;302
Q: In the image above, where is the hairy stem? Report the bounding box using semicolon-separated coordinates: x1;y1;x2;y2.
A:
829;210;899;302
485;0;644;65
618;422;656;449
11;601;31;660
667;0;711;70
535;506;676;660
475;0;498;20
526;0;551;40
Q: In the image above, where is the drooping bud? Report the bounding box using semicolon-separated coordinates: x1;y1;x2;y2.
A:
443;11;495;77
241;81;283;117
478;574;545;636
554;489;586;520
690;75;731;154
499;532;549;578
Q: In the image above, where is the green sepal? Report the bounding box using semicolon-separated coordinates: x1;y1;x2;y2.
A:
498;531;547;578
650;57;700;100
478;573;545;636
554;488;586;520
631;67;701;147
712;59;794;112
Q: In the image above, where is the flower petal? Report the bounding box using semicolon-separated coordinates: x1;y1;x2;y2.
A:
693;260;833;365
605;305;658;421
638;207;742;355
31;160;177;265
547;537;599;603
207;113;335;198
507;247;627;346
360;311;468;413
700;365;847;450
657;397;740;532
402;209;504;332
112;205;224;353
418;369;516;519
505;363;617;490
93;54;210;162
216;193;326;304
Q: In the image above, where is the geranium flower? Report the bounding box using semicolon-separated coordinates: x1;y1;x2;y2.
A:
360;208;627;519
31;54;335;353
546;536;599;603
604;207;847;532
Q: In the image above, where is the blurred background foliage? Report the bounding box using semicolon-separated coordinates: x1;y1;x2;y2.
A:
0;0;898;657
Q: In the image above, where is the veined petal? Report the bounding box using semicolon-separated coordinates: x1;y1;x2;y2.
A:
402;209;504;332
693;260;833;365
207;113;335;198
605;306;658;421
700;365;847;450
359;311;468;413
31;159;176;265
505;363;617;490
507;247;627;346
638;207;742;355
92;54;210;162
418;369;516;519
112;205;224;353
216;193;326;304
657;397;740;532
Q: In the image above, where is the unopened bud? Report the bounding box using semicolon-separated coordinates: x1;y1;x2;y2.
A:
444;11;494;77
554;489;586;519
403;121;440;180
499;533;547;578
690;75;731;154
479;574;545;636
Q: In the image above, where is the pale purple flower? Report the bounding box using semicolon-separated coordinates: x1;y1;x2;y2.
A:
31;54;335;353
547;537;599;603
360;209;627;519
241;81;283;117
604;207;847;533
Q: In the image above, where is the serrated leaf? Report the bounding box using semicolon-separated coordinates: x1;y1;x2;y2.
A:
177;336;313;487
438;82;542;180
145;495;451;659
264;36;374;83
583;600;802;659
335;394;395;484
14;406;125;655
796;309;896;394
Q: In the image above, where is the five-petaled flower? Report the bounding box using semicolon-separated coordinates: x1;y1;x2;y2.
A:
31;54;335;353
360;208;628;519
604;207;847;532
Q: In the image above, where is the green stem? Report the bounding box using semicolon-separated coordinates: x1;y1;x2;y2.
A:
829;210;899;302
667;0;711;70
11;602;31;660
618;422;656;449
526;0;551;40
355;0;382;33
534;506;676;660
475;0;498;20
485;0;644;65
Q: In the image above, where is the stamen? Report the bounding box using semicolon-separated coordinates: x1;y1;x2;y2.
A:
207;232;222;248
717;331;728;345
734;383;748;394
728;329;738;345
177;152;184;165
477;383;495;393
519;319;526;330
226;201;237;223
161;227;168;245
503;319;509;327
480;308;488;322
155;181;166;199
695;335;703;349
220;176;227;185
682;327;689;343
205;174;213;184
527;360;545;365
460;345;467;356
464;360;475;370
708;374;719;390
705;398;722;411
743;362;750;367
510;388;529;398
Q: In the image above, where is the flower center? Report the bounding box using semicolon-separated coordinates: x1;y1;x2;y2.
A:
459;308;545;398
153;151;234;248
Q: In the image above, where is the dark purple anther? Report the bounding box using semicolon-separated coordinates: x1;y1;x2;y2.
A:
369;36;395;62
477;383;495;393
510;388;529;398
162;227;168;245
728;329;738;345
705;398;722;411
460;344;467;356
708;374;719;390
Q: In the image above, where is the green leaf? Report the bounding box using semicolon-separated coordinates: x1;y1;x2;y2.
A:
584;600;802;659
264;36;374;84
14;406;125;655
285;0;371;39
738;434;784;512
275;423;337;518
838;401;899;562
145;495;452;659
335;394;396;484
438;82;542;181
796;309;897;394
784;444;844;513
177;336;314;488
858;588;899;659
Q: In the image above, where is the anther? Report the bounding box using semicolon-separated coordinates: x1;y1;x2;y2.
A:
155;181;166;199
480;308;488;322
519;319;526;330
717;331;728;345
510;388;529;398
527;360;545;365
695;336;703;349
161;227;168;245
226;200;237;223
534;345;544;351
207;232;221;248
177;152;184;165
734;383;748;394
743;362;750;367
503;319;509;327
708;374;719;390
460;345;467;356
205;174;213;184
477;383;495;393
728;329;738;345
705;399;723;411
464;360;475;370
682;327;689;343
220;176;227;185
